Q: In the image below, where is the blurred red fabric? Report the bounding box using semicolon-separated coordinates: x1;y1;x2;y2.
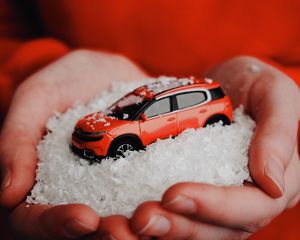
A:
0;1;299;239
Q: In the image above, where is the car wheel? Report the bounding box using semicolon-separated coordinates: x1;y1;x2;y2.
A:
204;114;231;127
108;140;139;159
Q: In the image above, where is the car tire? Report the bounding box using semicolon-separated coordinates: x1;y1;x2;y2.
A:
204;114;231;127
108;140;140;159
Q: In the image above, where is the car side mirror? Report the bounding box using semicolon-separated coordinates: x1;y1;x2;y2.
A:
140;113;148;121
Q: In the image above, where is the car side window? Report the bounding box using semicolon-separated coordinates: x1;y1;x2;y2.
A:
176;91;207;110
144;98;171;118
209;87;225;100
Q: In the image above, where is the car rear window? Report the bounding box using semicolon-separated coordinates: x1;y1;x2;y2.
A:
176;91;207;110
209;87;225;100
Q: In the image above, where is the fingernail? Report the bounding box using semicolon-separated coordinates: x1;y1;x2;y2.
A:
265;157;285;194
138;215;171;236
163;195;197;214
64;219;95;238
1;170;11;191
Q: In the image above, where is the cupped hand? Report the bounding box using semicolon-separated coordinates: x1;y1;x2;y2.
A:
0;50;147;239
130;56;300;239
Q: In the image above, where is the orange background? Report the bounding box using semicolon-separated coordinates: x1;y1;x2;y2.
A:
0;1;300;239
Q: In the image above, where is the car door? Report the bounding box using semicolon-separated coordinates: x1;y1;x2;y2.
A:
175;90;209;133
139;97;178;146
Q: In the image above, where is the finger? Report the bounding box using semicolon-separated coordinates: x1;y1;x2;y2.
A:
247;70;300;198
0;78;61;207
161;153;300;234
161;183;279;233
130;202;250;240
10;203;99;240
97;215;137;240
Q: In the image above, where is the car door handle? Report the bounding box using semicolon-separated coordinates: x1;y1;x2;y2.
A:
199;109;207;113
167;117;176;121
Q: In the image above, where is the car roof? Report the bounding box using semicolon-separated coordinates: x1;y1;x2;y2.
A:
133;77;220;99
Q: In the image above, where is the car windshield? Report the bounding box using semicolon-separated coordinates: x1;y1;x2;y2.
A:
107;93;151;120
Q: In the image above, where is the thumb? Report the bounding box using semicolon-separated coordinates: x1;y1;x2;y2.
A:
0;80;50;207
248;74;299;198
0;130;38;207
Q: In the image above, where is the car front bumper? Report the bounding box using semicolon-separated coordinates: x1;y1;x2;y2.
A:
70;144;105;163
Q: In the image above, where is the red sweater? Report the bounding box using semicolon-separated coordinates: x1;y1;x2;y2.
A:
0;1;299;239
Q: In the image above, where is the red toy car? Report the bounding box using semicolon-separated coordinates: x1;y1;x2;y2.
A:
71;77;232;162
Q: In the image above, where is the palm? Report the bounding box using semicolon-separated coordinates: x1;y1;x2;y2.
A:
0;50;147;239
1;54;299;240
129;57;300;239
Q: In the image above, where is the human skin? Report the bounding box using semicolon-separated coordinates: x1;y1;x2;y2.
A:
129;56;300;240
0;50;146;239
0;52;299;239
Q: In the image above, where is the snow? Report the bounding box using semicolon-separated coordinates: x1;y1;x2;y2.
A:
26;77;255;217
145;76;193;94
123;113;129;119
205;78;213;84
115;94;145;108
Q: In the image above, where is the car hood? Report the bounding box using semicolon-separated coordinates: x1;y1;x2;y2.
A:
75;112;123;133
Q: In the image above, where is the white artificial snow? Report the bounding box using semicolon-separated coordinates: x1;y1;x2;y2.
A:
145;76;193;93
123;113;129;120
205;78;213;84
115;94;145;108
27;78;255;217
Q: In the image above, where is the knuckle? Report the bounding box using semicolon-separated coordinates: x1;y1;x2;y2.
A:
110;53;135;66
130;202;159;233
169;182;190;192
64;49;94;60
137;201;156;210
134;201;158;217
64;49;130;64
54;49;94;68
229;55;263;65
56;49;100;68
60;49;140;76
227;55;266;72
163;182;193;200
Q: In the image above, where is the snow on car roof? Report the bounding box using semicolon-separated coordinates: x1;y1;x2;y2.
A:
133;76;212;98
146;77;193;93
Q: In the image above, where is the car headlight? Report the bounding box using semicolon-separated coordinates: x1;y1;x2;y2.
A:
75;128;107;135
91;131;107;135
80;130;107;135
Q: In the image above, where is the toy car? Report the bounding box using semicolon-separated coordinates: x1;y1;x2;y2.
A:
71;77;232;162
